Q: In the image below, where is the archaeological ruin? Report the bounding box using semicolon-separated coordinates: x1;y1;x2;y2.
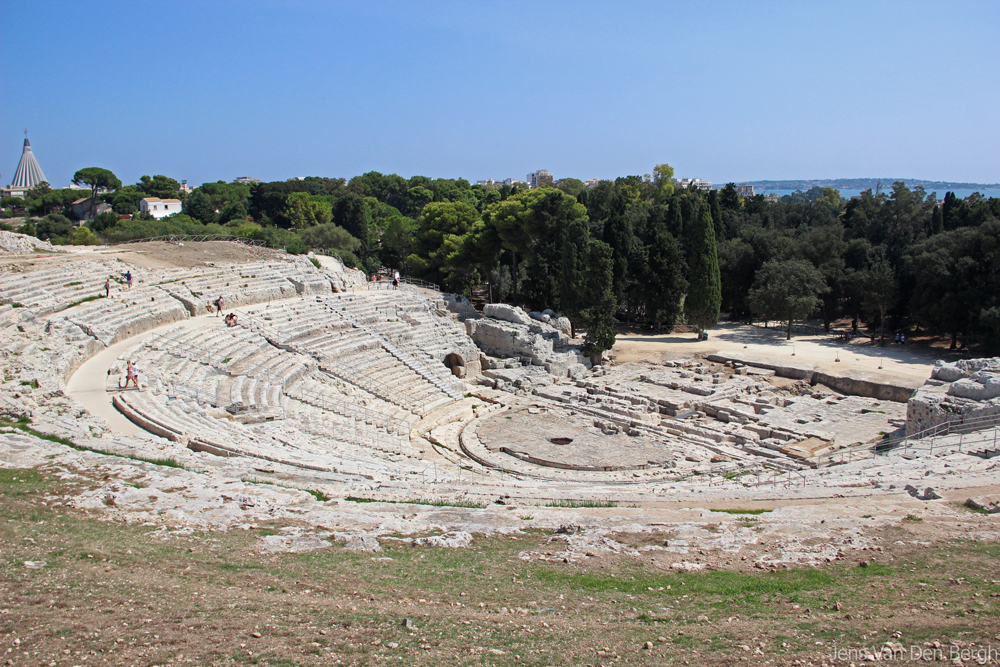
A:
1;236;998;561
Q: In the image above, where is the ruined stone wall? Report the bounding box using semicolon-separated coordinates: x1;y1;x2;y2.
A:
905;359;1000;435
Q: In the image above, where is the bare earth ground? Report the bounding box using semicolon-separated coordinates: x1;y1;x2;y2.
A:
610;323;938;388
0;241;287;272
3;466;1000;667
2;242;1000;665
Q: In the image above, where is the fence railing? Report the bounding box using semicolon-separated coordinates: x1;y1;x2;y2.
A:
875;412;1000;458
365;277;440;292
106;234;267;247
746;320;831;337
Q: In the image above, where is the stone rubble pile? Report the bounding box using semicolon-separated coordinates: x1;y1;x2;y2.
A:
0;230;59;254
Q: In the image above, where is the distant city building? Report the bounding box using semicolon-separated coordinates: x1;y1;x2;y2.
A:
678;178;712;191
180;180;193;193
763;193;779;203
2;133;47;199
71;198;112;220
527;170;554;188
504;178;527;187
584;178;601;188
476;178;502;187
234;176;261;184
736;184;755;198
139;197;182;219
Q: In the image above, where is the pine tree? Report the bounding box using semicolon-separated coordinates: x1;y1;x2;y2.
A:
684;204;722;335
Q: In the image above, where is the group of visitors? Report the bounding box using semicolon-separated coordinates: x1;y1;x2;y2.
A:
104;271;134;298
224;312;239;327
894;333;907;345
369;271;401;290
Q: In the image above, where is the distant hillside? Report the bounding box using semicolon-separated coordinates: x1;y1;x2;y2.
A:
739;178;1000;191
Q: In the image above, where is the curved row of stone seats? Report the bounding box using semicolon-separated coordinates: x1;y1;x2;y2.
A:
259;309;453;414
386;308;476;388
282;398;413;459
320;347;452;415
157;260;335;316
0;260;125;315
60;285;189;346
116;333;414;463
242;409;425;477
124;321;416;438
114;391;402;475
316;295;467;397
242;293;467;414
0;304;19;328
266;292;469;392
286;374;418;434
239;298;360;348
115;338;228;407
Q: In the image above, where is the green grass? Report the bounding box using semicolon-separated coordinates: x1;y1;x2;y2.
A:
221;357;232;364
304;488;331;502
19;379;39;388
903;514;924;522
960;501;990;515
309;257;321;269
712;508;773;515
64;281;82;287
544;499;618;508
0;468;46;499
58;294;101;311
0;416;182;468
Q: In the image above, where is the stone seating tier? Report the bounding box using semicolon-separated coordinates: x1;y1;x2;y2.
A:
0;262;119;314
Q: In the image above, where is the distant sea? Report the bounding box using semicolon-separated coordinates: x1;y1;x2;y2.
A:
761;188;1000;201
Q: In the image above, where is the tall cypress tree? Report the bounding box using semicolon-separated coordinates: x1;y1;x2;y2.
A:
559;217;590;337
931;205;943;235
667;196;684;238
602;194;634;309
708;189;724;242
583;240;617;363
645;225;687;329
942;192;958;230
684;204;722;335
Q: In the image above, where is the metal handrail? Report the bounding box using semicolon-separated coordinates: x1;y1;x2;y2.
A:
877;412;1000;452
106;234;267;247
365;277;440;292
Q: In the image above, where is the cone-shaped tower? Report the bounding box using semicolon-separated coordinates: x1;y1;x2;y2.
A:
10;136;47;188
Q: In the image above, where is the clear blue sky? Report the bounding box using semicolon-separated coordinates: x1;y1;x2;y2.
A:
2;0;998;189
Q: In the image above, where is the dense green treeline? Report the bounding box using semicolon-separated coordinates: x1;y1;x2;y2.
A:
4;169;1000;352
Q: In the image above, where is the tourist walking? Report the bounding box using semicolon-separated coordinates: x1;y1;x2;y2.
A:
105;278;111;298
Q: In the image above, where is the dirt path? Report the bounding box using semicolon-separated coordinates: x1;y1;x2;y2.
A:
611;321;937;387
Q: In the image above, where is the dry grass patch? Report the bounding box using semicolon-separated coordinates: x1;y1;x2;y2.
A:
2;466;1000;666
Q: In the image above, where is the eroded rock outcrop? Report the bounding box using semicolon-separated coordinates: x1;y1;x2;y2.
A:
906;358;1000;435
465;304;589;380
